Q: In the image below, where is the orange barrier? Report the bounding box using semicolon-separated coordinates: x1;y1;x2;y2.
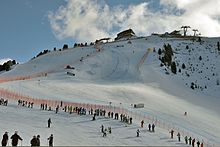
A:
0;87;216;146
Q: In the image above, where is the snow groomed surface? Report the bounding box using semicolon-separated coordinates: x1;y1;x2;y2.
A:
0;36;220;146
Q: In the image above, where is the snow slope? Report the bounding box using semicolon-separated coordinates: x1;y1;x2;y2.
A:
0;35;220;146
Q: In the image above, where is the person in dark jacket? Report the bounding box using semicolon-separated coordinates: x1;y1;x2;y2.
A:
177;132;181;142
1;132;8;146
148;124;151;131
47;134;53;147
48;118;52;128
152;123;155;132
10;131;22;146
30;136;37;146
36;135;40;146
196;141;200;147
136;129;140;137
169;130;174;138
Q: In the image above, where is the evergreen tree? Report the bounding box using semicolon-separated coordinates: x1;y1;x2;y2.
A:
63;44;68;49
182;63;186;69
171;62;177;74
217;42;220;51
2;62;10;71
158;48;162;55
163;44;173;66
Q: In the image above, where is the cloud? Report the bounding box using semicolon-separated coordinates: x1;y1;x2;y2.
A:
0;58;12;65
48;0;220;42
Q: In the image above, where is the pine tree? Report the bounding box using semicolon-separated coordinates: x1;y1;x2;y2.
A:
163;44;173;66
217;42;220;51
63;44;68;49
171;62;177;74
182;63;186;69
158;48;162;55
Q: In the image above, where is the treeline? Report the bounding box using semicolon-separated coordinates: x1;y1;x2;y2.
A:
0;60;17;71
32;42;95;60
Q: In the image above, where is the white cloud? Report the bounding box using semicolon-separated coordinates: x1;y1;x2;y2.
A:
0;58;12;65
48;0;220;42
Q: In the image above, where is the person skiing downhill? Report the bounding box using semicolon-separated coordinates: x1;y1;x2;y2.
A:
1;132;8;146
10;131;22;146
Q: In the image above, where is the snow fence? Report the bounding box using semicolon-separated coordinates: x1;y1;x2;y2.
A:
0;87;216;147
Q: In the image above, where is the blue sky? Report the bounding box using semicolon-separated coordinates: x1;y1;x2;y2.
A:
0;0;220;64
0;0;71;63
0;0;148;63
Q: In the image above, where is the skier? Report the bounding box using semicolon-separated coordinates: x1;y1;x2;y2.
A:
177;132;181;142
148;124;151;131
30;136;37;146
188;137;192;145
48;118;52;128
152;123;155;132
47;134;53;147
10;131;22;146
141;120;144;128
169;130;174;138
136;129;140;137
1;132;8;146
184;136;188;144
36;135;40;146
196;141;200;147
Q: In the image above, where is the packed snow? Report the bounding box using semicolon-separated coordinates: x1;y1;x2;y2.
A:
0;35;220;146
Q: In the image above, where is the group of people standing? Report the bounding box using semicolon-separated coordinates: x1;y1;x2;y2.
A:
137;120;156;137
0;98;8;106
1;131;53;147
17;99;34;108
169;129;204;147
1;131;22;146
